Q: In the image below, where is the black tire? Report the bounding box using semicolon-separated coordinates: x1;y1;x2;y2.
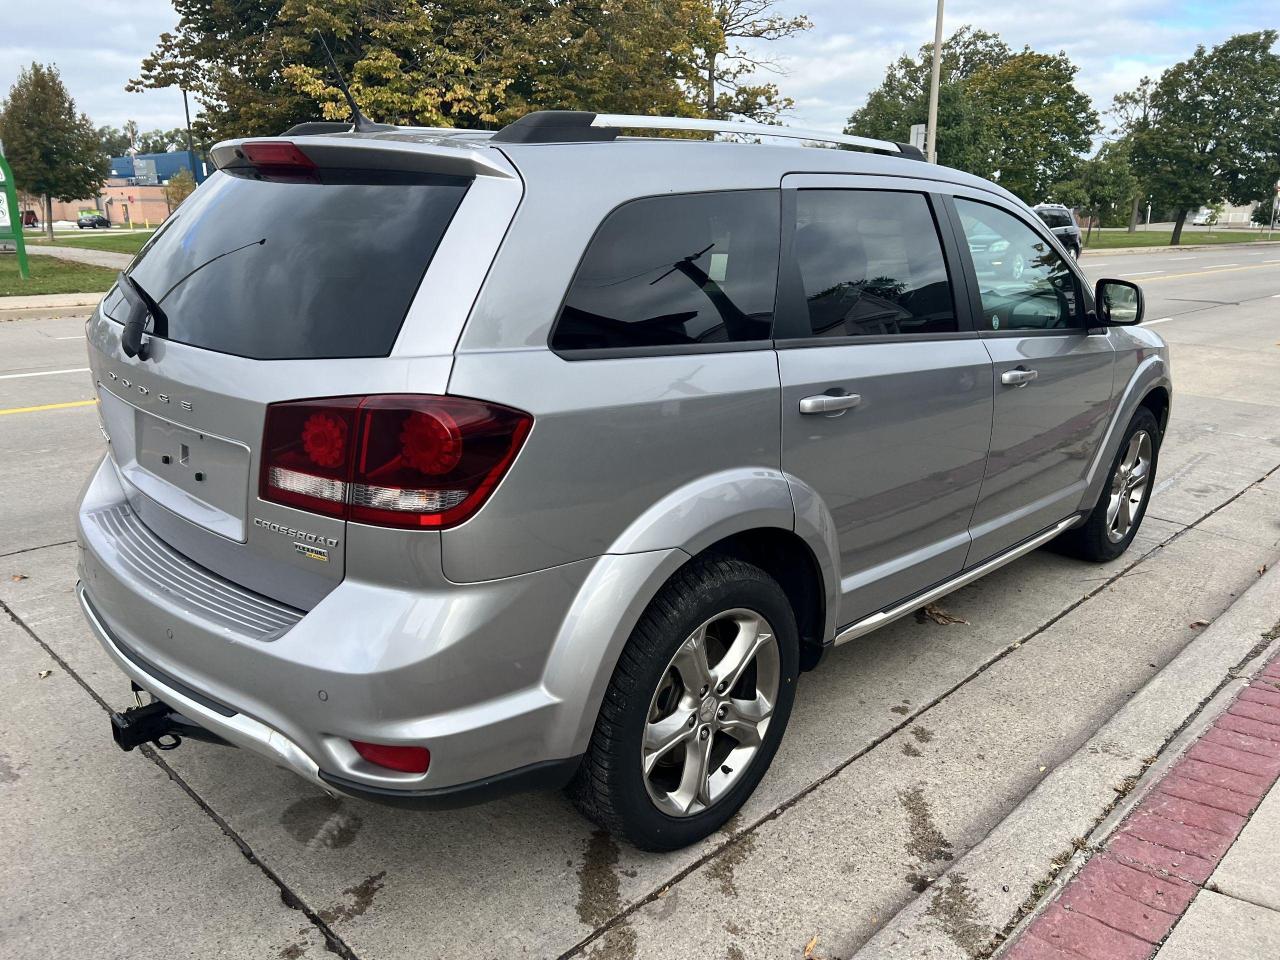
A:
1057;407;1161;562
568;555;799;851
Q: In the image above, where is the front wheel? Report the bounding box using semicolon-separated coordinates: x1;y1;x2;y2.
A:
569;556;799;850
1057;407;1160;562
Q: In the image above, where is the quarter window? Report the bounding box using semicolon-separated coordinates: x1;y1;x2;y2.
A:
551;191;779;353
790;190;958;339
954;199;1081;332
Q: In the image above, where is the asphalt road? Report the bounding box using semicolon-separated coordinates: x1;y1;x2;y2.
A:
2;242;1279;960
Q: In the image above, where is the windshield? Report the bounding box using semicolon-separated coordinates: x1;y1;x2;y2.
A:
1036;209;1074;229
102;168;470;360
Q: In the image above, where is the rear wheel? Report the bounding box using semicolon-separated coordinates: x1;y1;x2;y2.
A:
569;556;799;851
1057;407;1160;562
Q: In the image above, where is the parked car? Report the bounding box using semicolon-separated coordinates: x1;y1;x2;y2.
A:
21;209;39;228
1033;203;1082;258
77;213;111;229
78;111;1170;851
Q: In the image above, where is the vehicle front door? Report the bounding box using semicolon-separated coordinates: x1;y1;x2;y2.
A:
945;194;1117;564
776;176;994;627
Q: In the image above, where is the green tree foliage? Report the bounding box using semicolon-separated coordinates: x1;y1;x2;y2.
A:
97;124;192;158
690;1;811;122
1253;195;1276;228
1055;142;1139;240
96;124;133;157
130;0;745;141
0;63;107;240
847;26;1098;202
1129;31;1280;245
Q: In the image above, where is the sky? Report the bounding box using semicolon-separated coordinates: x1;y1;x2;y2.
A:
0;1;1276;136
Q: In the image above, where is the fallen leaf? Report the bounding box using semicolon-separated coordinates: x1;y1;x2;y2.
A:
1038;765;1047;773
38;670;52;679
921;604;968;626
10;573;28;582
1189;619;1210;629
1259;564;1268;576
804;935;819;959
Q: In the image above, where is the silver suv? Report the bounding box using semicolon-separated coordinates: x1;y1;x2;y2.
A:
77;111;1170;850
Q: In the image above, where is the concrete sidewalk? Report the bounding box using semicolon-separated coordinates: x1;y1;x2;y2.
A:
0;292;106;321
24;244;133;270
992;571;1280;960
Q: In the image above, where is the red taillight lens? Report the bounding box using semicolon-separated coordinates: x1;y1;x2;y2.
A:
351;740;430;774
260;395;531;529
240;140;316;170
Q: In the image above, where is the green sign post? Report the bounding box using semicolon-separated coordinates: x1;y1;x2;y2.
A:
0;143;31;281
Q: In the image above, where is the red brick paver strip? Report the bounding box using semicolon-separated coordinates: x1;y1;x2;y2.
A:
1002;652;1280;960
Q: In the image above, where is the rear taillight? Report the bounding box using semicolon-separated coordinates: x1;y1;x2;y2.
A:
260;395;532;529
240;140;316;171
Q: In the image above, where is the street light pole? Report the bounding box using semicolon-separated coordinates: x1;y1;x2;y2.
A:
925;0;945;164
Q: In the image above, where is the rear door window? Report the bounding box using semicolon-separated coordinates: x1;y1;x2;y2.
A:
551;190;779;353
788;190;958;339
102;168;470;360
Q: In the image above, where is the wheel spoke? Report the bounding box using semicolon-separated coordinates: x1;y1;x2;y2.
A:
1106;492;1121;528
671;628;712;694
673;730;716;814
643;713;694;774
1124;433;1143;472
718;694;772;748
1117;491;1133;533
712;614;773;694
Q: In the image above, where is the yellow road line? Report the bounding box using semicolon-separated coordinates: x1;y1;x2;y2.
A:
0;399;98;417
1142;263;1280;282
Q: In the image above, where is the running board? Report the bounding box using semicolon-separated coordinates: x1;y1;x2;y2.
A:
832;517;1078;646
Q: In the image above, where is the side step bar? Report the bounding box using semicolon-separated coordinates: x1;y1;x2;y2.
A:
833;517;1079;646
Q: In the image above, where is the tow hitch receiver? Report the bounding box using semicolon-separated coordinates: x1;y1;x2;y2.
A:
110;698;230;752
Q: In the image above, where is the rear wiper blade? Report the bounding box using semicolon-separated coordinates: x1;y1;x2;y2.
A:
116;272;168;360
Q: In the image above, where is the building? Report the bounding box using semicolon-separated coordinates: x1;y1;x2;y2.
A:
43;150;209;227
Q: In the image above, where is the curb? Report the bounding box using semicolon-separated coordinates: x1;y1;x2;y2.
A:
855;562;1280;960
1001;634;1280;959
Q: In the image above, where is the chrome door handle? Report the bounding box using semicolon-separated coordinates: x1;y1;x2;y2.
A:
799;393;862;415
1000;368;1039;387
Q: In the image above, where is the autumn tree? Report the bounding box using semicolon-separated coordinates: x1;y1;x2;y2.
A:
130;0;718;141
0;63;107;240
163;169;197;211
1129;31;1280;245
689;1;812;122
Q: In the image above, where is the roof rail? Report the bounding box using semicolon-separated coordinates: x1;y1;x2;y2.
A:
490;110;924;159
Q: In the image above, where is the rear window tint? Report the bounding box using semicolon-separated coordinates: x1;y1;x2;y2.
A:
1036;209;1074;229
102;168;469;360
551;190;779;353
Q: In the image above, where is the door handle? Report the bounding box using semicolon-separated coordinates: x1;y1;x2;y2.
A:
799;393;862;415
1000;368;1039;387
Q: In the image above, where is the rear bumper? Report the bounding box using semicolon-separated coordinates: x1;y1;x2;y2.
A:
76;455;620;799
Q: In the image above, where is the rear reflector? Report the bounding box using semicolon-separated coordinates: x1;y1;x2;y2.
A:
260;394;532;529
351;740;430;774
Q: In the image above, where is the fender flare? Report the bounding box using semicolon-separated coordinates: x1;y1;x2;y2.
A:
1077;355;1172;514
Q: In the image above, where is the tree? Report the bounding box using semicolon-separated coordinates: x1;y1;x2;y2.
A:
1108;77;1154;231
130;0;719;142
1129;31;1280;245
847;26;1010;174
137;128;188;153
1054;142;1139;244
163;169;197;211
1252;195;1276;228
966;50;1097;201
0;63;107;240
97;124;133;158
689;1;812;122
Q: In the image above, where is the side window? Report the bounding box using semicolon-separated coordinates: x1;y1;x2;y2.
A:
790;189;958;339
954;198;1081;332
551;190;779;353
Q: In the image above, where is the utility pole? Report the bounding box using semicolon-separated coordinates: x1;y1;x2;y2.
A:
181;88;198;181
925;0;945;163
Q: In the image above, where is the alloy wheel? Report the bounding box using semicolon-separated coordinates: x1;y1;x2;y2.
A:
1106;429;1153;542
641;608;780;817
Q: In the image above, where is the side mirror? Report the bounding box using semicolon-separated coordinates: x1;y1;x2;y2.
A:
1095;278;1144;326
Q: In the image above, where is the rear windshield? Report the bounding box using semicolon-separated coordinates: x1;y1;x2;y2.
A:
1036;209;1074;229
102;168;470;360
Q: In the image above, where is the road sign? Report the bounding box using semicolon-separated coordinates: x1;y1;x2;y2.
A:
0;149;31;280
909;124;927;151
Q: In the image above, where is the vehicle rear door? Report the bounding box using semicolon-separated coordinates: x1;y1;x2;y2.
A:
942;193;1116;564
776;175;994;626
